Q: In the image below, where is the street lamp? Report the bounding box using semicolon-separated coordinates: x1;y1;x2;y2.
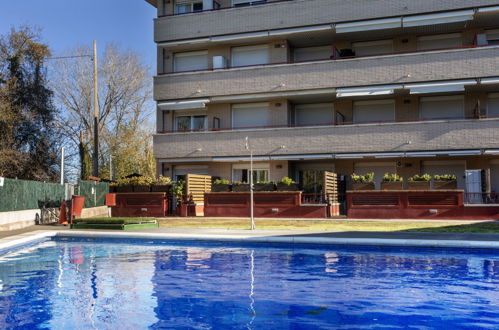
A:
245;137;255;230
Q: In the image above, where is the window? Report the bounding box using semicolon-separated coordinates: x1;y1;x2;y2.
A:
419;95;464;120
232;103;269;128
353;100;395;123
293;46;332;61
417;33;462;51
175;0;203;14
173;50;208;72
352;39;394;56
232;164;269;184
231;44;269;67
174;111;207;131
486;29;499;45
487;93;499;117
173;165;208;181
232;0;267;7
295;103;334;126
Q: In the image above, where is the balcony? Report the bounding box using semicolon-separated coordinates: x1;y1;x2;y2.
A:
154;45;499;101
153;117;499;160
154;0;499;42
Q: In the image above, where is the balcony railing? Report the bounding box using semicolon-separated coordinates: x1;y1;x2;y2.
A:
159;0;293;17
464;192;499;205
158;114;499;134
159;42;499;75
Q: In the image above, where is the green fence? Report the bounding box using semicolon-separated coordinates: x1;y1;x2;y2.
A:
0;178;66;212
76;181;109;208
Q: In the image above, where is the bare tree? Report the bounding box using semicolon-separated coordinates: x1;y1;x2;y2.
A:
50;44;155;180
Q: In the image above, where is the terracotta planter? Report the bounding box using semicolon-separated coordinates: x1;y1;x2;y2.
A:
151;184;171;192
254;183;275;191
176;203;188;217
212;184;231;192
352;182;375;191
133;185;151;192
116;185;133;193
276;183;299;191
380;181;404;190
434;181;457;190
232;184;250;192
408;181;431;191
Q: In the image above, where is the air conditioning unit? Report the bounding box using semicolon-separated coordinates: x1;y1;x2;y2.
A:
213;56;227;69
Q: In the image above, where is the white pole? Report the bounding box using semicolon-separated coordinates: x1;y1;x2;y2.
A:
250;149;255;230
109;153;113;181
60;147;65;185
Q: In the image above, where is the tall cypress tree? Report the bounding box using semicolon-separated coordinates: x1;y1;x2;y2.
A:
0;26;60;181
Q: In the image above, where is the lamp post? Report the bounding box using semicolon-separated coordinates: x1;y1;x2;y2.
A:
245;137;255;230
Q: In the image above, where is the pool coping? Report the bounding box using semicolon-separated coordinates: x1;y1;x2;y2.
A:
2;230;499;253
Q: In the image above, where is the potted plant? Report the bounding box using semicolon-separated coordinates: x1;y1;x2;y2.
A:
408;174;431;190
212;179;231;192
151;175;172;192
433;174;458;190
232;181;250;192
351;173;375;190
276;177;299;191
380;173;404;190
254;181;275;191
170;180;188;216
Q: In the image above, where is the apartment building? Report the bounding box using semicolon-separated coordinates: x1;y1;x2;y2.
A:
145;0;499;196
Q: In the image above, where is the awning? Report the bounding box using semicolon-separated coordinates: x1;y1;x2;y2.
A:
158;38;210;47
270;154;333;161
158;158;212;163
478;6;499;13
211;31;268;42
484;149;499;155
481;77;499;85
403;10;475;27
336;85;402;98
334;152;404;159
335;17;401;34
211;89;335;102
212;156;270;162
405;150;482;157
405;80;477;94
269;25;332;36
158;99;210;111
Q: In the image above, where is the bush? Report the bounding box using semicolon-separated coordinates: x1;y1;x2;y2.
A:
382;173;403;182
279;177;296;185
351;172;374;183
434;174;457;181
154;175;172;185
169;180;185;198
115;176;153;187
213;179;230;185
233;181;247;185
408;174;431;182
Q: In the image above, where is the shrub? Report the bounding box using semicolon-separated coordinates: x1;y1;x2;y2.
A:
382;173;403;182
154;175;172;185
351;172;374;183
115;176;154;187
434;174;457;181
279;177;296;185
169;180;185;198
213;179;230;185
233;181;247;185
408;174;431;182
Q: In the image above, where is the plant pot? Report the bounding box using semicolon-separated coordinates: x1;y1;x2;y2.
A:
232;184;250;192
352;182;375;191
276;183;299;191
434;181;457;190
254;183;275;191
212;184;231;192
116;185;133;193
380;181;404;190
151;184;171;192
133;185;151;192
176;203;188;217
408;181;431;191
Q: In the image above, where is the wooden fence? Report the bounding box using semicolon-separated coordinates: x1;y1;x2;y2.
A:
186;174;212;204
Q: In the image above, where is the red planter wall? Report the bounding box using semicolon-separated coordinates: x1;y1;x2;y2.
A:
111;193;168;218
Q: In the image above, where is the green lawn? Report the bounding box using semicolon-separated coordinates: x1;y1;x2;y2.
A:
157;218;499;233
74;217;156;224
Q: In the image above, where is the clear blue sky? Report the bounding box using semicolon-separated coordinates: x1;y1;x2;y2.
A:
0;0;157;71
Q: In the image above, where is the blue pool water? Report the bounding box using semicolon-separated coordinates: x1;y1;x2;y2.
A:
0;238;498;329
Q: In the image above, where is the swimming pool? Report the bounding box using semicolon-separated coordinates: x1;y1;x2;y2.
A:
0;236;498;329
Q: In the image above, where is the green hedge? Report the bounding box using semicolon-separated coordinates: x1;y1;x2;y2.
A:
0;178;66;212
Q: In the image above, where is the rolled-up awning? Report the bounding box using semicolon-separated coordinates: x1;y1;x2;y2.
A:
336;85;402;98
335;17;401;33
405;150;482;157
334;152;404;159
481;77;499;85
269;25;333;36
212;156;270;162
158;99;210;111
270;154;333;161
403;10;475;27
484;149;499;155
405;80;477;94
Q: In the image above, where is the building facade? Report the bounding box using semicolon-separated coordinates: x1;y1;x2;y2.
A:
146;0;499;196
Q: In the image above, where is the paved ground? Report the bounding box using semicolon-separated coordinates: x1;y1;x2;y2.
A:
2;224;499;242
